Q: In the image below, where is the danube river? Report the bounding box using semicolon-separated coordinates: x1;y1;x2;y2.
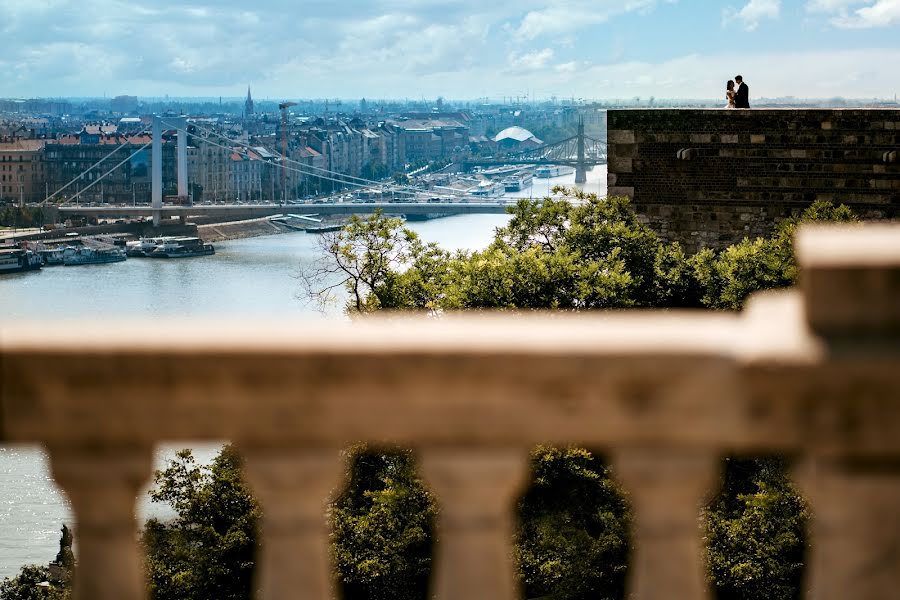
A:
0;166;605;578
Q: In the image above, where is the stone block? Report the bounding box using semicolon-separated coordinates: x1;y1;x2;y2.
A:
608;129;636;144
608;186;635;198
751;135;766;144
609;157;633;173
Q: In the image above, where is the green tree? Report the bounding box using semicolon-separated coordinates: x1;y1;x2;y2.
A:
0;526;73;600
142;446;259;600
704;458;808;600
332;448;436;600
693;201;857;310
0;566;69;600
517;447;630;600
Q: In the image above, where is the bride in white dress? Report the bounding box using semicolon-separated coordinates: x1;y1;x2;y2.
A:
725;80;737;109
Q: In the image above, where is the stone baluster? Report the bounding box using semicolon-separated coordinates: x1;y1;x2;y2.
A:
420;448;529;600
48;443;153;600
792;224;900;599
613;448;717;600
796;457;900;600
241;447;344;600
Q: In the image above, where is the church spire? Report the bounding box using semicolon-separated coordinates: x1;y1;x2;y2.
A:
245;86;254;118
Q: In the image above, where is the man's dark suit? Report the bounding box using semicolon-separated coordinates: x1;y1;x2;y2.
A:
735;82;750;108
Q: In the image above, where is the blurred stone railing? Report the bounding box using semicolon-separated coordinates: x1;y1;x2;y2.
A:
1;224;898;600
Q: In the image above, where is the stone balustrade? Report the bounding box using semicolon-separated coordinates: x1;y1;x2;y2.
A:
1;223;899;600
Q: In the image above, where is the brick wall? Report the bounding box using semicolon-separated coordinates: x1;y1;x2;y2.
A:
607;109;900;252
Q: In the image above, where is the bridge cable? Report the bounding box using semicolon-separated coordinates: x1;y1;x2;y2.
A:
157;124;429;199
55;142;153;207
39;125;152;206
160;118;466;199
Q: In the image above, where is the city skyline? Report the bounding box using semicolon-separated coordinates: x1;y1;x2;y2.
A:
1;1;899;101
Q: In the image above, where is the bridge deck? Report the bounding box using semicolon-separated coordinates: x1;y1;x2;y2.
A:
55;202;516;217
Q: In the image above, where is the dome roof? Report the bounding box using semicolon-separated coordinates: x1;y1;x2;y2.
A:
493;126;538;143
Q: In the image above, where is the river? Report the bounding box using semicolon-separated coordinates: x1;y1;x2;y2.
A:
0;166;606;578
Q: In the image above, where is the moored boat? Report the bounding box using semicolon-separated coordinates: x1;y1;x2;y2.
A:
62;245;127;266
0;248;43;274
39;247;67;265
126;236;173;257
147;237;215;258
502;171;534;192
534;165;575;178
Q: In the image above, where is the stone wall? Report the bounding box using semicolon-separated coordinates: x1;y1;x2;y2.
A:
607;109;900;252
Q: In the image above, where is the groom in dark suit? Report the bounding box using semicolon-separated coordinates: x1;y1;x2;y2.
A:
735;75;750;108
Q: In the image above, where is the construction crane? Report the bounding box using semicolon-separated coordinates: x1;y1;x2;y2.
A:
278;101;297;205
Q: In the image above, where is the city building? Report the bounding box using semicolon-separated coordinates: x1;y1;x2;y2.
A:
388;118;469;166
44;129;176;205
229;147;264;201
244;87;254;119
492;126;543;151
187;134;232;202
0;139;46;205
110;95;139;115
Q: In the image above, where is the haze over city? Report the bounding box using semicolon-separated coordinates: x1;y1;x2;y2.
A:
2;0;900;100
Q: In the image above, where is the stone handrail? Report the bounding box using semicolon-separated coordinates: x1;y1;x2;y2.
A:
1;223;898;600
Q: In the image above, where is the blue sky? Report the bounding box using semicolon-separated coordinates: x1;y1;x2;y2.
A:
1;0;898;100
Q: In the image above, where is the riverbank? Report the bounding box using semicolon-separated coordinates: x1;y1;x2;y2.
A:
198;215;356;242
198;217;293;242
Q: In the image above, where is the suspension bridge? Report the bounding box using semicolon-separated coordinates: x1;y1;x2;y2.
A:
463;119;607;183
41;115;518;227
40;114;602;228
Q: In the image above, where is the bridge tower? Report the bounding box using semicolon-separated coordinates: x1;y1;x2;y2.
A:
574;116;587;184
151;115;189;227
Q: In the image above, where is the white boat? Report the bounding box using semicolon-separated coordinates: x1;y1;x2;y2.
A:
534;165;575;178
468;181;504;197
502;171;534;192
39;247;67;265
0;248;43;274
127;236;174;257
63;246;127;266
147;237;215;258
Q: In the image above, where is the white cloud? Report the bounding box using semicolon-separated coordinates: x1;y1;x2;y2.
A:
805;0;869;12
829;0;900;27
509;0;668;40
508;48;555;71
724;0;781;30
555;61;580;73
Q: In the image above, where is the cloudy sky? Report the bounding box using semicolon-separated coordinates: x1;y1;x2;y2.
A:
1;0;899;100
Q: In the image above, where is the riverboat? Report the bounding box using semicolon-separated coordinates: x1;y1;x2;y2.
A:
39;247;67;265
147;237;215;258
62;246;127;266
0;248;43;274
534;165;575;178
502;171;534;192
126;236;174;257
468;181;504;197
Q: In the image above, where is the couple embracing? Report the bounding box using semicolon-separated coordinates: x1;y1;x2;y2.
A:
726;75;749;109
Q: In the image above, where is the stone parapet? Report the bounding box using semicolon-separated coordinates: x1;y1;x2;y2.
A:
607;109;900;252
